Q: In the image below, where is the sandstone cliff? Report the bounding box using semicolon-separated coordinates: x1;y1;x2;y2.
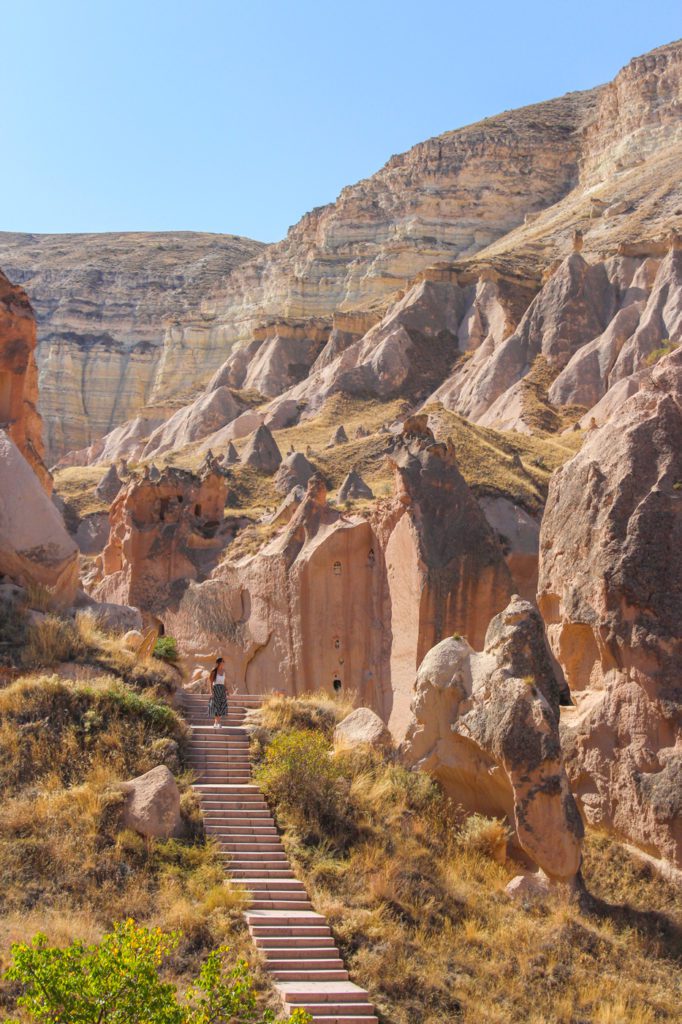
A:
0;270;50;489
538;348;682;871
0;232;265;459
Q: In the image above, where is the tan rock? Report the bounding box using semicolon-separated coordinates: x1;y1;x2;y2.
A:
403;597;582;880
95;464;123;503
0;270;50;490
241;424;282;474
275;452;315;494
92;465;232;612
338;470;374;503
0;431;78;604
163;425;512;732
334;707;392;751
120;764;182;839
538;347;682;870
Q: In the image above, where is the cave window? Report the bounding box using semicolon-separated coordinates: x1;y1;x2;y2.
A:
0;371;12;422
332;677;342;693
177;495;183;504
367;548;375;567
194;504;202;517
333;638;341;650
159;497;170;522
333;561;342;575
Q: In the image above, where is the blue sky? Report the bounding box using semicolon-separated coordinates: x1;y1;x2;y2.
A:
3;1;680;243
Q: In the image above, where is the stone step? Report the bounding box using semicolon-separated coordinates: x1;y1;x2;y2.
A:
285;1008;378;1024
235;878;306;889
250;922;330;934
277;982;369;1003
250;900;314;911
232;870;295;880
254;934;334;945
273;969;349;982
259;945;339;958
266;958;345;972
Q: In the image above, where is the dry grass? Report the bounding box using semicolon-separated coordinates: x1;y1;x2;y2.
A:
519;355;588;434
250;694;682;1024
52;464;110;516
7;610;178;693
0;672;280;1019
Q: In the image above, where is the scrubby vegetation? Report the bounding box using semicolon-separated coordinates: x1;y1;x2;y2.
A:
250;694;682;1024
5;920;309;1024
645;338;678;366
0;671;280;1020
1;605;177;693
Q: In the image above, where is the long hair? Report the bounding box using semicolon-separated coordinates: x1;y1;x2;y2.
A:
209;658;224;685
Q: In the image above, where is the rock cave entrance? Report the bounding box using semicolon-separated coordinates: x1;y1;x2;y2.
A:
0;370;12;423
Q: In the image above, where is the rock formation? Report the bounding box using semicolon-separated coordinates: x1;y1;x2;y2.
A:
538;348;682;871
120;764;182;839
241;424;282;474
0;232;265;459
403;598;582;880
163;420;512;733
327;424;348;447
338;470;374;503
0;269;50;490
92;465;234;613
275;451;316;494
0;431;78;604
334;707;392;752
95;463;123;503
225;440;239;465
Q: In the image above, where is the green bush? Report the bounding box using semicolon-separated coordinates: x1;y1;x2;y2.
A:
645;339;678;366
255;729;354;844
154;636;179;663
4;919;309;1023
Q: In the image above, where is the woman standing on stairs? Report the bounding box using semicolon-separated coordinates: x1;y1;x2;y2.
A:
208;657;229;728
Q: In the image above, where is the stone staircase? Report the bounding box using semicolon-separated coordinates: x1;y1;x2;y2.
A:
182;691;378;1023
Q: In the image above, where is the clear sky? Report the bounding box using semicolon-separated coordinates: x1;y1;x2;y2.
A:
3;1;680;243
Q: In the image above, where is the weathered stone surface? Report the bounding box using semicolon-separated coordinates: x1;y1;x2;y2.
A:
95;464;123;503
0;269;50;489
327;425;348;447
163;423;512;732
120;764;182;839
538;347;682;870
338;470;374;503
224;441;239;465
275;452;315;494
0;431;78;603
92;465;234;612
142;386;246;461
0;232;264;460
90;602;143;634
241;424;282;474
334;707;392;751
479;497;540;602
403;597;583;879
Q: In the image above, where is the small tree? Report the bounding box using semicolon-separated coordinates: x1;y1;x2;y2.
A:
153;636;179;663
5;919;309;1024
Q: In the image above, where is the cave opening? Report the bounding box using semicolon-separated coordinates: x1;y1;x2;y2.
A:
0;370;12;423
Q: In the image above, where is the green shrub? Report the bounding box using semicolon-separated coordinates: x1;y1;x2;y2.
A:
645;339;678;366
255;729;354;844
4;919;309;1023
154;636;179;663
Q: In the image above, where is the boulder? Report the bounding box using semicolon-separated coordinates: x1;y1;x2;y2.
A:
148;463;161;482
242;424;282;474
403;597;583;880
538;347;682;871
91;602;143;634
95;464;123;503
120;765;182;839
225;441;239;465
338;470;374;503
327;424;348;447
334;707;392;751
275;452;316;494
0;431;78;604
73;512;110;555
123;629;143;650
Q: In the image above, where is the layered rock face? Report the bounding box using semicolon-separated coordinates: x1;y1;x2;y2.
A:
0;431;78;604
403;598;582;879
0;270;50;489
91;465;235;613
0;232;265;460
163;422;512;736
538;349;682;870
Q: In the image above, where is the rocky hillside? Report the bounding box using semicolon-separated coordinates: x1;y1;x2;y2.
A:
31;39;681;466
0;232;265;459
